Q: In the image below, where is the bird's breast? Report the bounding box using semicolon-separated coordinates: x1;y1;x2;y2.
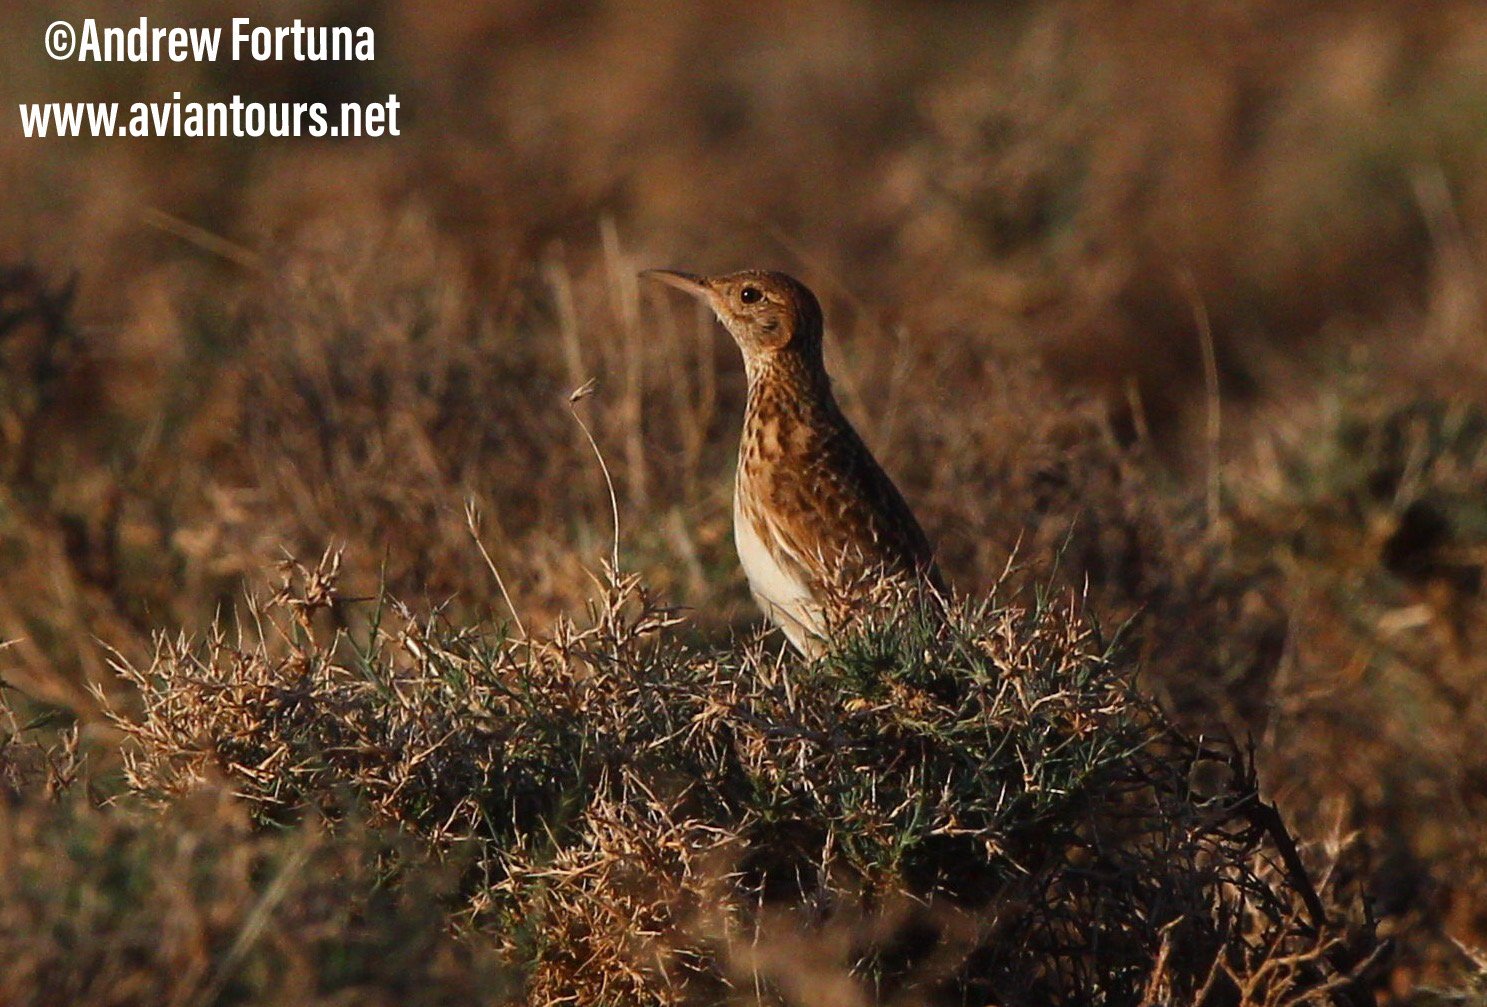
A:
733;477;824;650
733;485;810;609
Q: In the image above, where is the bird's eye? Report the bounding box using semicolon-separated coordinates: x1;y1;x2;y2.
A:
739;286;763;304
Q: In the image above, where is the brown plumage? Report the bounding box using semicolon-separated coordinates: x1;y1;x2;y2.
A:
643;268;942;655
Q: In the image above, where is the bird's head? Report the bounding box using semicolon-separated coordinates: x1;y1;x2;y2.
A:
642;269;824;368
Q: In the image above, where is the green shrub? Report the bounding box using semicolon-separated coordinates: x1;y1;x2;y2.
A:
107;555;1376;1005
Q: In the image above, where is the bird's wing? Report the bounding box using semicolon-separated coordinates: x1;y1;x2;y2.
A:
772;421;942;592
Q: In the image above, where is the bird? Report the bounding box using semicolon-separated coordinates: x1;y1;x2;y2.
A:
642;268;942;656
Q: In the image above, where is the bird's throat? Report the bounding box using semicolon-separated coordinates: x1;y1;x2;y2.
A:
742;348;832;409
740;350;840;475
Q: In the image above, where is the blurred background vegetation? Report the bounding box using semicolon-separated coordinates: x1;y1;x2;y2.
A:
3;0;1487;1002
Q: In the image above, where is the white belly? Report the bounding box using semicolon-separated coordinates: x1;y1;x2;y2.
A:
733;493;825;654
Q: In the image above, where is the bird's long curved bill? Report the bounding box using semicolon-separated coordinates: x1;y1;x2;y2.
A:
640;269;709;298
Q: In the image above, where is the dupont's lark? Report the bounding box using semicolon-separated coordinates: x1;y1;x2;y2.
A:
643;268;942;655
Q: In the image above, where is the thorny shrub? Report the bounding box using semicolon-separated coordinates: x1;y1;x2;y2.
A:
107;552;1380;1006
0;696;515;1007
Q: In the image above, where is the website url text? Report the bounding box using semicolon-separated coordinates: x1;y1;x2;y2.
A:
18;93;401;139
